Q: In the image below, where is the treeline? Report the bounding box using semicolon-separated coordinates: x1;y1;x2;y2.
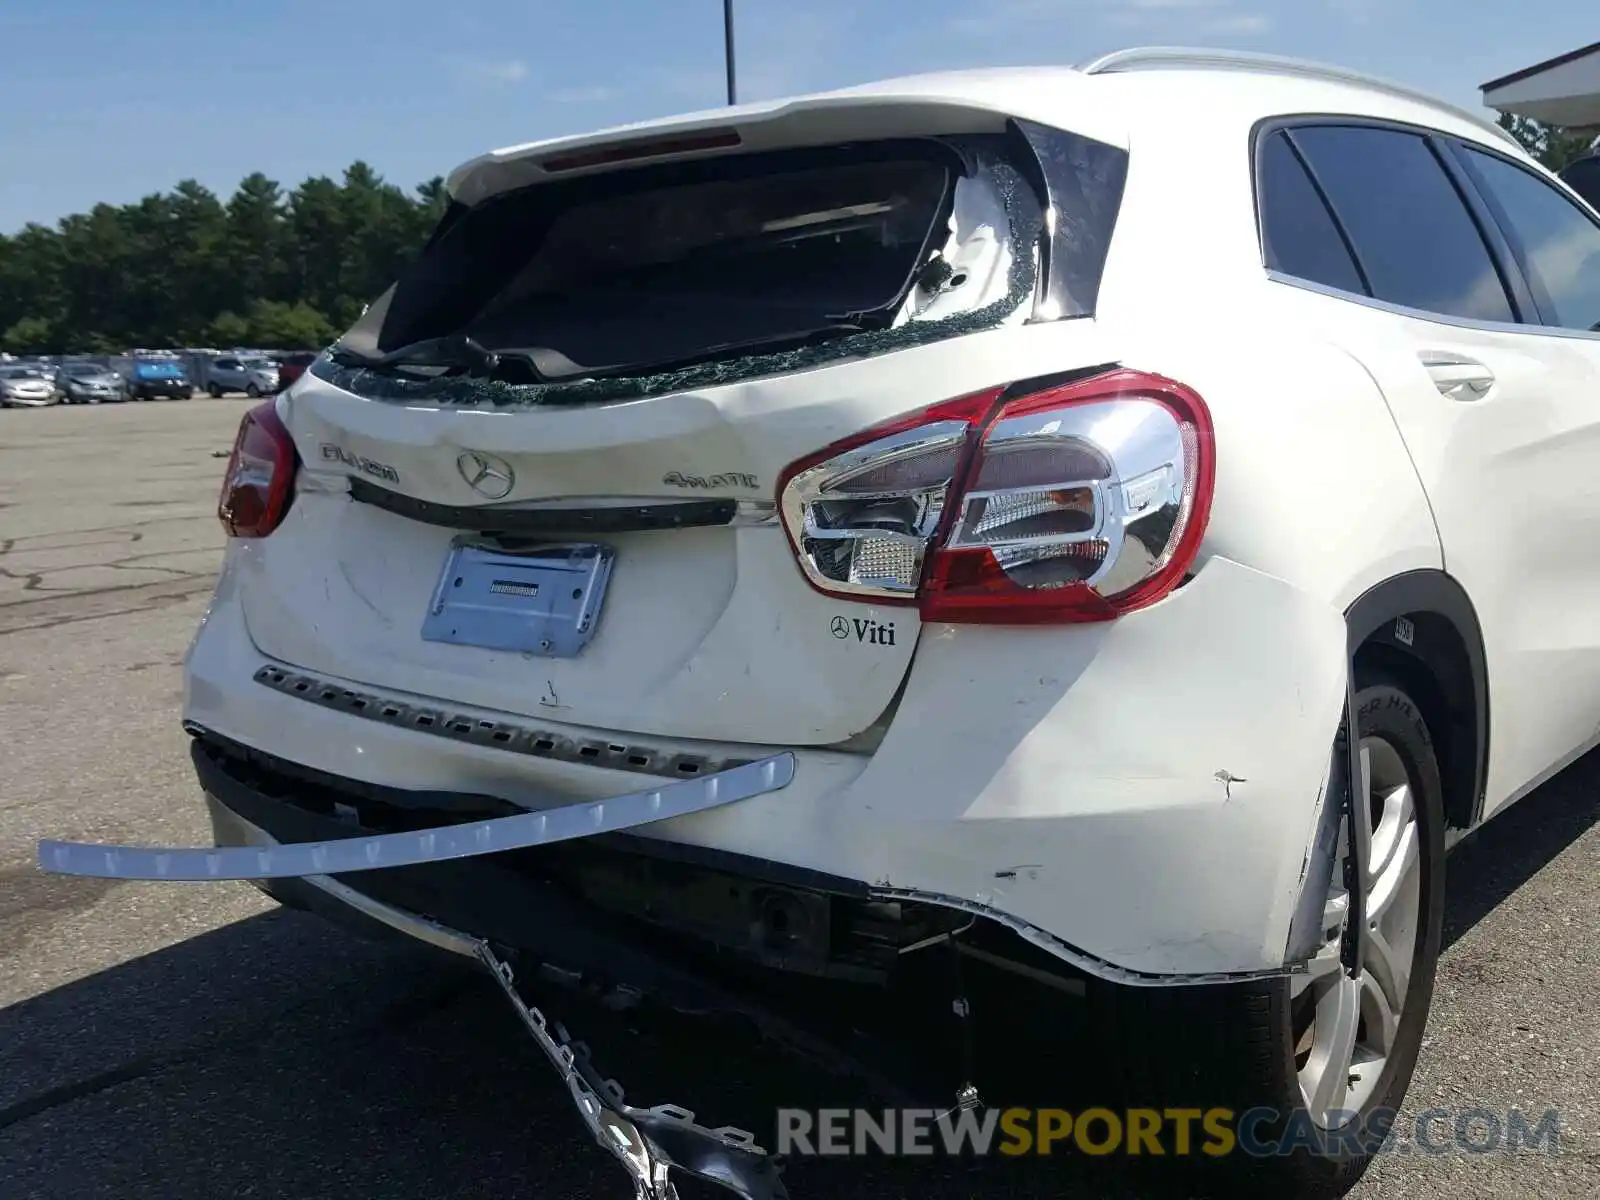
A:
0;163;449;354
1497;113;1595;174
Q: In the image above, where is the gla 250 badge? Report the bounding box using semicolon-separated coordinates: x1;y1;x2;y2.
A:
320;444;399;483
831;615;898;647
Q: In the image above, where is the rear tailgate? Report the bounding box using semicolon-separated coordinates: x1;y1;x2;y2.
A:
237;85;1130;746
248;322;1119;746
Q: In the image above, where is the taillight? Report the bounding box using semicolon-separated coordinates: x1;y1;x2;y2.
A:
776;369;1214;624
218;401;298;538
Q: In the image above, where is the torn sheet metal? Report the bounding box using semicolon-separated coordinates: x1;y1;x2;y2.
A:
36;753;794;882
479;946;789;1200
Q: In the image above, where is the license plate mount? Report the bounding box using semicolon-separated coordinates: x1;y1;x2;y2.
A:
421;539;615;658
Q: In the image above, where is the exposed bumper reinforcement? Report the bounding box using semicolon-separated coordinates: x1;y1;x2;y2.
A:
477;945;788;1200
36;752;796;881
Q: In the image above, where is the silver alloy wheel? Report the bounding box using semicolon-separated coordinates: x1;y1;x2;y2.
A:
1291;735;1423;1130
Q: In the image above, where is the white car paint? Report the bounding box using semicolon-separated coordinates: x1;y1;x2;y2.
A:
157;54;1599;981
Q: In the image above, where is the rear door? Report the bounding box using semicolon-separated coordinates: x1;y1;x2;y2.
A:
240;115;1132;747
1256;120;1600;815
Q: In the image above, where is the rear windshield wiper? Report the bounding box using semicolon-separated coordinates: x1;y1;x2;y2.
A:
331;318;880;391
488;321;876;385
330;334;525;379
330;335;610;385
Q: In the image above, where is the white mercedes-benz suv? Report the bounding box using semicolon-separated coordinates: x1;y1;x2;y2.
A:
42;47;1600;1199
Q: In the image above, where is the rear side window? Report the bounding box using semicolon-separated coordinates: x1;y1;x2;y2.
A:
1462;148;1600;334
1286;125;1516;324
1257;131;1366;294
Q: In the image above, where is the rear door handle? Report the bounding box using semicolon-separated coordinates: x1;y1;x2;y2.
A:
1420;353;1495;401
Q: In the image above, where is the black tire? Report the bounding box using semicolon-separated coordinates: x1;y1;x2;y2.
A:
208;384;222;398
1088;671;1445;1198
245;383;261;398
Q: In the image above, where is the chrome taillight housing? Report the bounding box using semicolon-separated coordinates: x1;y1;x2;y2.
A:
776;369;1215;623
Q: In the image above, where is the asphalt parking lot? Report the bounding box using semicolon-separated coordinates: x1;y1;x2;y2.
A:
0;400;1596;1199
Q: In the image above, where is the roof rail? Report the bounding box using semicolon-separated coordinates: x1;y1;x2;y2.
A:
1077;47;1520;149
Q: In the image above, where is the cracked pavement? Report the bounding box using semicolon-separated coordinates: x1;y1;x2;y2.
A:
0;400;1596;1199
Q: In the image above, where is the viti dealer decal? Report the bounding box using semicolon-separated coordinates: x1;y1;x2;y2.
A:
830;615;898;647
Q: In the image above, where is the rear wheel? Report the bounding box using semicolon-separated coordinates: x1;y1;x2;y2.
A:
1090;672;1444;1197
208;384;222;398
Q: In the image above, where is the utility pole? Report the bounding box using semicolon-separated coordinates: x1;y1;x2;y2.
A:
723;0;737;105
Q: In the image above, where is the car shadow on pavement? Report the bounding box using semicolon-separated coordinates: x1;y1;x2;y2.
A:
0;900;1154;1200
1440;745;1600;951
1;748;1594;1200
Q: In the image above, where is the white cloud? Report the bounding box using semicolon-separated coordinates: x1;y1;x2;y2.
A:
1324;0;1390;22
951;0;1258;38
736;8;862;101
549;85;621;105
1206;12;1274;34
442;56;529;86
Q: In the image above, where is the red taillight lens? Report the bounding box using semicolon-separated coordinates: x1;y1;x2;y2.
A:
776;369;1215;624
218;401;298;538
775;389;1002;604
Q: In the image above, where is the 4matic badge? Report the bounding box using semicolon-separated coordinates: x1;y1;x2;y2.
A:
662;470;759;490
830;614;897;647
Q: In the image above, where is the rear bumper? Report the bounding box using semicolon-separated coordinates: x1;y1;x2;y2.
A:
171;547;1351;983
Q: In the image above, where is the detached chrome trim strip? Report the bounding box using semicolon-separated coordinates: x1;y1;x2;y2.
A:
307;870;484;956
37;753;795;882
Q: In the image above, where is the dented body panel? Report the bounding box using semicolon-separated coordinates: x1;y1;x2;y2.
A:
174;546;1349;979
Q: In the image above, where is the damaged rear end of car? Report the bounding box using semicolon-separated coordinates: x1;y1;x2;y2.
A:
42;72;1361;1199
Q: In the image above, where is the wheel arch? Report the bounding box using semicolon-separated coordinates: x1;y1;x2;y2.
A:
1345;570;1488;831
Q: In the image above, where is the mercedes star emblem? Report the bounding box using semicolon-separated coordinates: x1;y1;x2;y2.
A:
457;450;515;500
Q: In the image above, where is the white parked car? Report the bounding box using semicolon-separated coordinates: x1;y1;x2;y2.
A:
41;48;1600;1199
0;365;58;406
204;354;279;397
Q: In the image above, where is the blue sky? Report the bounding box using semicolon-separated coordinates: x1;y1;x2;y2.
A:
1;0;1592;232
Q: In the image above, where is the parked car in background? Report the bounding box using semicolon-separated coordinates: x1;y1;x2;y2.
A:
273;351;318;391
0;365;58;407
56;362;127;404
126;358;194;400
205;355;279;397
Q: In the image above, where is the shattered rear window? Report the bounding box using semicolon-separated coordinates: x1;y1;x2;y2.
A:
471;159;952;364
315;131;1098;409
